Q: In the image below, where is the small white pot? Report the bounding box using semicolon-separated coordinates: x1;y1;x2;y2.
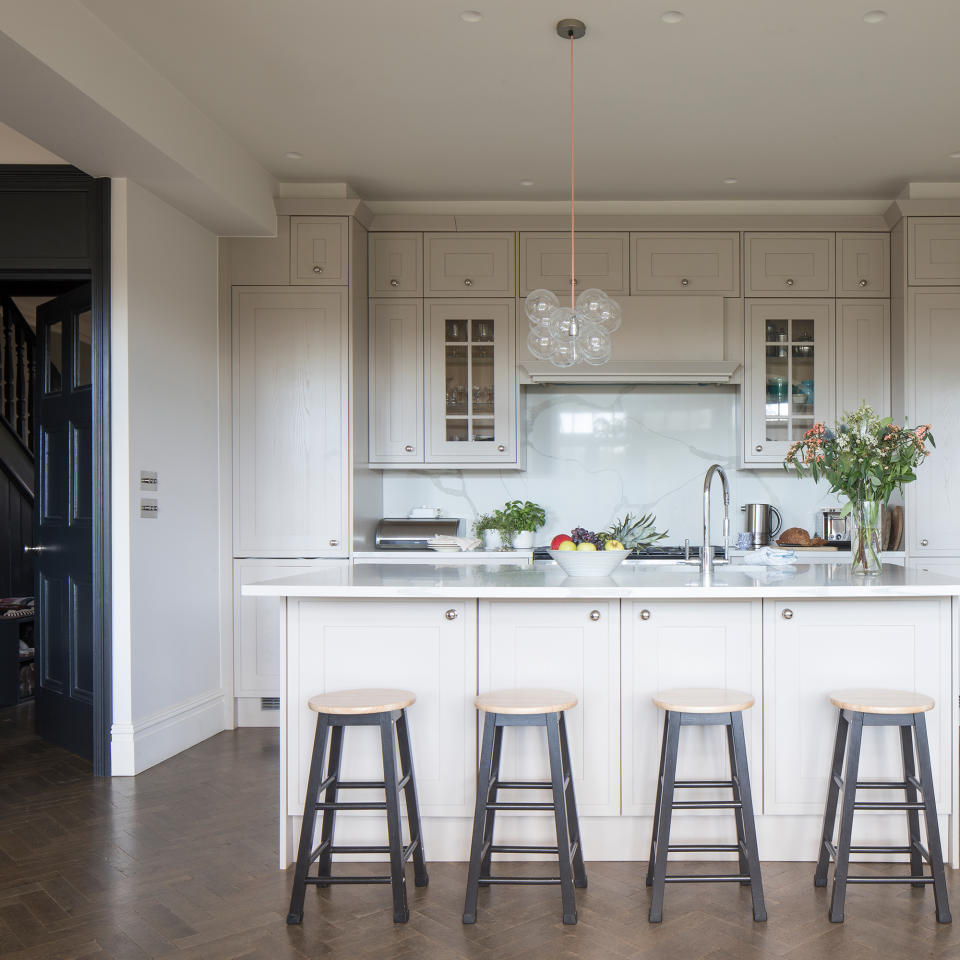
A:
482;530;503;550
511;530;535;549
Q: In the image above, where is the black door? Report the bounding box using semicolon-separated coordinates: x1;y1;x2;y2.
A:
32;283;93;760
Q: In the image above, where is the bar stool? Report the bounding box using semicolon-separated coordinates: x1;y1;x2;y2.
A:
647;687;766;923
463;688;586;926
287;688;428;925
815;688;951;924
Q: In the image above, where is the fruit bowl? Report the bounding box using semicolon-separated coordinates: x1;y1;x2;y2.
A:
548;548;629;577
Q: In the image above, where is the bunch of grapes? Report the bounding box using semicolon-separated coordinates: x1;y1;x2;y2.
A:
570;526;607;547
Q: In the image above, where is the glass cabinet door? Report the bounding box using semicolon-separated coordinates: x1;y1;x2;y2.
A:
425;301;516;463
747;301;834;462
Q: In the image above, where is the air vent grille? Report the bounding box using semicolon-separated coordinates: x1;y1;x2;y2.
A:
260;697;280;711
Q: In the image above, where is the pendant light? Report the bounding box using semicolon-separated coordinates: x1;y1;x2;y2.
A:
524;19;621;367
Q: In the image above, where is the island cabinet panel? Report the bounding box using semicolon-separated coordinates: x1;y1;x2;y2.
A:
763;598;951;817
620;600;762;816
285;599;477;817
478;600;620;816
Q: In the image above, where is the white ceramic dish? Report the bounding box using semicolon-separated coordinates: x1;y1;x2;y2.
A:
548;549;629;577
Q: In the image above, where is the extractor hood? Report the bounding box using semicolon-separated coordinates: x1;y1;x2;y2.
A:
519;295;741;385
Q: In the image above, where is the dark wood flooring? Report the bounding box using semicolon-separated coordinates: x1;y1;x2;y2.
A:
1;703;958;959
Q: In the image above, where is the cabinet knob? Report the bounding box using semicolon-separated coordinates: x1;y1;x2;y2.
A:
785;278;794;286
782;608;794;620
755;444;763;453
390;278;400;288
920;538;929;547
329;538;339;547
463;278;473;287
589;609;601;621
23;545;45;554
640;609;651;621
570;278;579;286
858;278;868;287
313;265;324;274
680;278;689;286
445;608;458;621
497;444;505;452
403;444;414;453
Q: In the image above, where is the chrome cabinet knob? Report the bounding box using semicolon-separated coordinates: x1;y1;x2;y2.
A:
329;538;339;547
445;608;458;621
785;278;794;286
403;444;414;453
570;278;579;286
640;609;651;621
497;444;505;452
313;265;323;274
782;608;794;620
858;278;868;287
463;278;473;287
589;609;601;621
755;444;763;452
920;538;929;546
390;278;399;288
680;278;689;286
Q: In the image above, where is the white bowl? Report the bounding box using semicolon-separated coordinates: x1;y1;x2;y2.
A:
548;548;629;577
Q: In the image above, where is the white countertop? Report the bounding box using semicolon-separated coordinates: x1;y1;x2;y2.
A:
243;561;960;600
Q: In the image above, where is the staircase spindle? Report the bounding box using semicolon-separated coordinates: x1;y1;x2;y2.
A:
2;304;12;425
15;324;26;442
25;334;34;451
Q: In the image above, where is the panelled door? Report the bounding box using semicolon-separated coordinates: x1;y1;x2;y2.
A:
32;283;94;760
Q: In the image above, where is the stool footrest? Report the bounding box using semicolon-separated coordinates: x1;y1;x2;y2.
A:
315;801;388;811
667;843;742;853
663;874;751;884
305;875;393;885
485;801;555;811
673;780;735;789
489;844;560;855
478;876;561;886
846;875;935;885
671;800;742;810
855;778;922;791
318;775;411;792
853;801;924;811
492;780;553;790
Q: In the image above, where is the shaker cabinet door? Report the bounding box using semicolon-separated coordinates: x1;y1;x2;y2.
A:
289;217;348;285
424;233;516;297
837;233;889;297
369;232;422;297
745;233;835;296
836;300;890;417
520;232;628;296
630;232;740;295
908;218;960;285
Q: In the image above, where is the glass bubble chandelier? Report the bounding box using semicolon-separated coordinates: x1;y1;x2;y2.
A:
524;19;621;367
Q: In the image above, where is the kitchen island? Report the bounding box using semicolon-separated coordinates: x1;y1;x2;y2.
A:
245;563;960;869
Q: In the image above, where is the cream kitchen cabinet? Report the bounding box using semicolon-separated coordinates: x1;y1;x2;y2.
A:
289;216;348;285
368;299;423;463
520;232;628;297
837;232;889;297
745;233;835;296
908;218;960;285
621;600;762;816
836;300;890;416
630;232;740;296
743;299;835;465
286;599;477;817
478;600;620;816
763;598;951;816
233;287;348;556
368;232;422;297
424;232;516;297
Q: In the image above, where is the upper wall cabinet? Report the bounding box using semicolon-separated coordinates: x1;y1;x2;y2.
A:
745;233;835;296
836;232;889;298
520;232;628;297
424;233;516;297
290;217;348;285
368;232;422;297
630;232;740;296
908;218;960;285
836;300;890;417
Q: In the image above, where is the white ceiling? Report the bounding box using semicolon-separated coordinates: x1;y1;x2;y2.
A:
74;0;960;202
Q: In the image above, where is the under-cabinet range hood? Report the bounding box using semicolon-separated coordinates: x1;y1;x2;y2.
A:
519;295;741;385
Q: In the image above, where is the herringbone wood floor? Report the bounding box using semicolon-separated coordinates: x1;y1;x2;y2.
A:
1;705;958;959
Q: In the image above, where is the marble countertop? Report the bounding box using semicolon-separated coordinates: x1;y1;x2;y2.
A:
243;561;960;600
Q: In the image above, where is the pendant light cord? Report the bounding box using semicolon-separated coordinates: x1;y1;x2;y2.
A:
569;31;575;311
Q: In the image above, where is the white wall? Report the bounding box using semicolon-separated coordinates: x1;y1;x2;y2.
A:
111;179;225;775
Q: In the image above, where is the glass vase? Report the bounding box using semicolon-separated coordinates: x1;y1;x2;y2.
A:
850;500;883;577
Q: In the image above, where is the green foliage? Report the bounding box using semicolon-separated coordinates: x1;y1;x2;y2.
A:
502;499;547;532
606;512;669;550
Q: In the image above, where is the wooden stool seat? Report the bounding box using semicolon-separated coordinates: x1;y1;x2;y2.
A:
828;688;934;715
474;688;577;715
652;687;755;714
308;688;416;715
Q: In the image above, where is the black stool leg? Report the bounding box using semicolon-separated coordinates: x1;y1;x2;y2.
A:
815;710;849;887
725;716;750;887
287;713;330;924
830;710;863;923
645;713;670;888
479;724;503;879
315;724;344;886
900;723;925;888
649;710;680;923
913;713;952;923
546;712;577;924
558;712;587;889
463;711;497;924
395;708;429;888
379;712;409;923
731;710;766;922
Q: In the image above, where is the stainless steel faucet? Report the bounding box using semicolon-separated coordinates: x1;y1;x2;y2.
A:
701;464;731;575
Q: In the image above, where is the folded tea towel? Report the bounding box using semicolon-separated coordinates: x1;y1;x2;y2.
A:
753;546;797;565
427;535;482;552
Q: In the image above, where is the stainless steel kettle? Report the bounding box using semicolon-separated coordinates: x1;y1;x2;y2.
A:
741;503;783;548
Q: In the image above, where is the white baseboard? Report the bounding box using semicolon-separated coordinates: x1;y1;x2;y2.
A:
111;689;226;775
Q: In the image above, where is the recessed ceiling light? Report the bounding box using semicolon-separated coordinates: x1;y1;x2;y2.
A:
949;151;960;159
661;10;684;23
284;151;303;160
520;179;534;187
723;178;739;185
863;10;887;23
460;10;482;22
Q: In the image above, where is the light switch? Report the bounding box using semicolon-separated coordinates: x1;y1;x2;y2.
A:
139;470;158;491
140;498;158;519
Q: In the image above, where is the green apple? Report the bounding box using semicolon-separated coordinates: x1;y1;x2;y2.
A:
576;541;598;552
557;540;577;551
604;540;625;551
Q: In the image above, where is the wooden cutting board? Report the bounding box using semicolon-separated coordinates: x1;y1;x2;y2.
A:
781;545;841;551
888;505;904;551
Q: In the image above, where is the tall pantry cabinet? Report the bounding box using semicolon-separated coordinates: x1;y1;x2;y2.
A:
220;213;378;725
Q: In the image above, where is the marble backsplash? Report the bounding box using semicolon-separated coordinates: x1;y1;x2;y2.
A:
381;385;845;545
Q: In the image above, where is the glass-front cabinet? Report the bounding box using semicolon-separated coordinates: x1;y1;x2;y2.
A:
744;300;834;466
425;300;517;464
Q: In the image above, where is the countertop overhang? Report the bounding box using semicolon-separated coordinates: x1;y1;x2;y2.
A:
243;562;960;600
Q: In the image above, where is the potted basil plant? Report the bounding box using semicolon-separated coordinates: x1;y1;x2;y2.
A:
503;499;547;549
473;510;515;551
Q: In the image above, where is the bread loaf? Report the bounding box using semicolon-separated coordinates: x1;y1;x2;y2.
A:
777;527;813;546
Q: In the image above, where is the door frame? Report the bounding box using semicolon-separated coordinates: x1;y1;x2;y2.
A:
0;165;111;774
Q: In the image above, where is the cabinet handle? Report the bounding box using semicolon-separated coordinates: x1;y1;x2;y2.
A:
680;278;689;286
497;444;505;452
920;538;929;547
403;444;414;453
785;278;794;286
858;278;868;287
445;608;458;621
463;278;473;287
755;444;763;453
313;265;324;274
390;278;400;288
782;608;794;620
589;609;601;621
640;608;651;621
329;538;339;547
